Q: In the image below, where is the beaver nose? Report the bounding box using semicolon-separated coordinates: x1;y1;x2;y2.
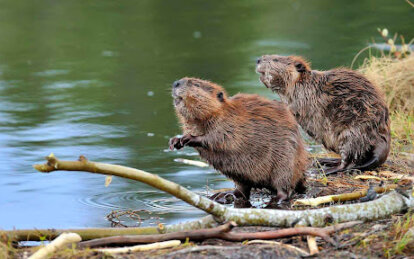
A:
256;57;261;65
173;80;181;88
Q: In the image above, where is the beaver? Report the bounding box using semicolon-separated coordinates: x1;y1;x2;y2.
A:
169;77;308;205
256;55;391;175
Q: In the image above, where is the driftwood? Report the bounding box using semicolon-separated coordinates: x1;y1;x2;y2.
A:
79;221;361;248
293;184;398;207
29;154;414;227
28;233;81;259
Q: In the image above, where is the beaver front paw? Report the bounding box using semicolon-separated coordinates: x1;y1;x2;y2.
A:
169;137;183;150
209;191;235;204
169;135;193;150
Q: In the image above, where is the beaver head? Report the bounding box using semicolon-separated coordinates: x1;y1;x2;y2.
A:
172;77;227;120
256;55;311;94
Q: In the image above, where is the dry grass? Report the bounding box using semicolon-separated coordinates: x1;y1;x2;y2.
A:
360;54;414;114
359;54;414;154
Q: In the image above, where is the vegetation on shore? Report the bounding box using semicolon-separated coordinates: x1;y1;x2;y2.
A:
355;40;413;257
358;30;413;158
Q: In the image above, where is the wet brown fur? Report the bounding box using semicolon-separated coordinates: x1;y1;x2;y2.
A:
256;55;391;174
170;77;308;202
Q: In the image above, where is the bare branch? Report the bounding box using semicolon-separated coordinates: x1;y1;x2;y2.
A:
79;221;360;248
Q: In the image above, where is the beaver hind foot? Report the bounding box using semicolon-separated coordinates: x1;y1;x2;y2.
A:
315;157;341;167
323;143;389;175
324;157;380;175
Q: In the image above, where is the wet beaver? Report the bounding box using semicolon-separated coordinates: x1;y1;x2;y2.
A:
256;55;391;174
169;77;308;205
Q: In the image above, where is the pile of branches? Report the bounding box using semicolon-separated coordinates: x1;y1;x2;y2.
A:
2;154;414;258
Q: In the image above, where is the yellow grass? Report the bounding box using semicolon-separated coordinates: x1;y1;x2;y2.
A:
359;54;414;154
360;54;414;115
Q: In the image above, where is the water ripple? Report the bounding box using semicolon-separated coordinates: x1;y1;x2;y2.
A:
78;190;202;213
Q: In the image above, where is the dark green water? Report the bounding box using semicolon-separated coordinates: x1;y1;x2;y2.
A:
0;0;413;229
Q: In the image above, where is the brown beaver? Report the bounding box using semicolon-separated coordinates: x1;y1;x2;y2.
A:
256;55;391;175
169;77;308;205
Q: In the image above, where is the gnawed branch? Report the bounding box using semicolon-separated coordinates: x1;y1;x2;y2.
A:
29;154;414;230
293;184;398;207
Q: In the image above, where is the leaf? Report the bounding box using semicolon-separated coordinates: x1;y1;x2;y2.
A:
105;176;112;187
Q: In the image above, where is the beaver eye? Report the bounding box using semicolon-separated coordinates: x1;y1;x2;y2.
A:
217;92;224;102
194;83;200;87
272;58;279;62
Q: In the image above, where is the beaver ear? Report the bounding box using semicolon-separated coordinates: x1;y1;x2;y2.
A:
294;62;307;73
217;92;224;102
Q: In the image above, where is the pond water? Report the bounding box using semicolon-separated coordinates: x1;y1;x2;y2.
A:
0;0;413;230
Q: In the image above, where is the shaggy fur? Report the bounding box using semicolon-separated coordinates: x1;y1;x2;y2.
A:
256;55;391;174
170;77;308;202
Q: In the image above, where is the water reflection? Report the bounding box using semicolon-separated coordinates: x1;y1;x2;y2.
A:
0;0;412;229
